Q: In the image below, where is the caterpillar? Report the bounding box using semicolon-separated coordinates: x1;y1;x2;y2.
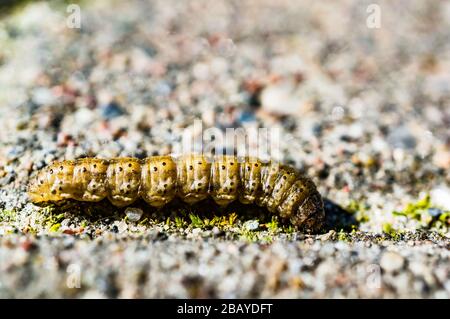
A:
28;155;325;231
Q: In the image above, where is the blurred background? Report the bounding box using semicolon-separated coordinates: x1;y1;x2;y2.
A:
0;0;449;298
1;0;448;230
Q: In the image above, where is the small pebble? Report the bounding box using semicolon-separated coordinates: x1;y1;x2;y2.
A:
387;126;416;150
125;207;144;222
427;208;442;218
380;251;405;273
430;186;450;210
243;220;259;231
101;101;125;119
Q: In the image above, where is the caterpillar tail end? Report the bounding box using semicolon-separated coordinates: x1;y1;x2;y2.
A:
27;168;59;205
27;176;46;204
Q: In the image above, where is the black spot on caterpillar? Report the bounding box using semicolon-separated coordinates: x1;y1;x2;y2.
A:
28;155;325;231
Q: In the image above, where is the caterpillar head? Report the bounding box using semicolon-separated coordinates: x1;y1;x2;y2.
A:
290;191;325;233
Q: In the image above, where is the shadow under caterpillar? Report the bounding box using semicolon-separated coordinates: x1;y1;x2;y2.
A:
28;155;325;232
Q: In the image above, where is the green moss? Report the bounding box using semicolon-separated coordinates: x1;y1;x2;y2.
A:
382;222;393;234
346;199;370;223
0;0;85;17
434;212;450;234
155;210;244;231
208;216;222;227
189;214;204;228
337;229;351;241
282;224;295;234
439;212;450;223
265;216;280;233
24;225;38;235
381;223;404;240
174;216;187;228
38;205;66;232
239;229;260;242
346;199;362;213
0;209;16;222
49;223;61;233
393;194;432;220
138;217;149;226
0;0;33;16
228;213;237;226
261;235;274;244
392;194;449;233
187;213;239;229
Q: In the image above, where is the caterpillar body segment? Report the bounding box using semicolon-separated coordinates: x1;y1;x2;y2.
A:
176;154;211;205
140;156;177;208
28;155;325;231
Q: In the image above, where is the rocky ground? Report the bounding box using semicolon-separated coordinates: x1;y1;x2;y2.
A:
0;0;449;298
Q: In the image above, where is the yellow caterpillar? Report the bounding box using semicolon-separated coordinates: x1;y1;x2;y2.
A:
28;155;325;231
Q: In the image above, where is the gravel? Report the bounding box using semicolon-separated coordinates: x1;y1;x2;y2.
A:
0;234;448;298
0;0;449;298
